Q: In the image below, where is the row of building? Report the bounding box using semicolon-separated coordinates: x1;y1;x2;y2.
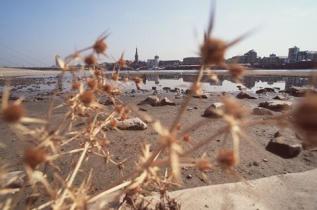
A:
227;47;317;67
123;48;202;69
103;46;317;70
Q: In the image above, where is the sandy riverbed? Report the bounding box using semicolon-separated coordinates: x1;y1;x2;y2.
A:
0;68;317;209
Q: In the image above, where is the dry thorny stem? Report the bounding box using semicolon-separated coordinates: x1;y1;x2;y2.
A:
1;3;317;210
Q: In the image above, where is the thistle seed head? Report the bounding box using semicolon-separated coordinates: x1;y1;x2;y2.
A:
80;90;95;106
200;38;226;66
84;55;97;66
2;104;25;123
93;39;107;54
217;149;236;168
24;148;46;169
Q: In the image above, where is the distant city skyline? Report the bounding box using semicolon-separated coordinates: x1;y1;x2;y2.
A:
0;0;317;67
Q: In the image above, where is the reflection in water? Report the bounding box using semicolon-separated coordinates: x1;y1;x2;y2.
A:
141;73;312;92
0;71;314;97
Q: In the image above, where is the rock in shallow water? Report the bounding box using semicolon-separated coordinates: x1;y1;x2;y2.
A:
256;87;275;94
273;95;288;100
116;117;147;130
284;86;317;97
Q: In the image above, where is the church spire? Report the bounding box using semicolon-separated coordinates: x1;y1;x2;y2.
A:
135;47;139;63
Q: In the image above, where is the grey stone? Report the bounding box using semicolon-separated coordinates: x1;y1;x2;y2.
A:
256;87;275;94
265;139;302;159
273;95;288;100
259;100;292;112
193;94;208;99
116;117;147;130
285;86;317;97
202;102;223;118
252;107;273;116
160;97;176;106
138;96;160;106
236;91;258;99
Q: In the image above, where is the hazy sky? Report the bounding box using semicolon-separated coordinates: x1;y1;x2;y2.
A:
0;0;316;67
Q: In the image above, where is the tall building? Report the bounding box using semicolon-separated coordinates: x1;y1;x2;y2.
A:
147;55;160;69
182;57;201;65
288;46;300;63
134;48;139;63
244;50;258;64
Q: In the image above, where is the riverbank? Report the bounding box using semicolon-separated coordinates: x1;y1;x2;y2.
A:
1;67;317;78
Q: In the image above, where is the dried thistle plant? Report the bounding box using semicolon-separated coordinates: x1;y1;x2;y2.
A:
0;2;316;210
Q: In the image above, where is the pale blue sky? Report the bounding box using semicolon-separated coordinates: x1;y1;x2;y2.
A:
0;0;316;67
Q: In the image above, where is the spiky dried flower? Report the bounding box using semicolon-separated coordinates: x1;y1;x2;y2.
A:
217;149;236;168
195;159;212;172
72;81;81;90
24;148;46;169
84;55;97;66
112;73;119;81
2;104;25;123
293;95;317;148
117;53;126;68
80;90;95;106
183;133;190;142
93;39;107;54
221;96;246;119
228;64;245;81
102;84;112;94
87;78;97;90
200;38;226;66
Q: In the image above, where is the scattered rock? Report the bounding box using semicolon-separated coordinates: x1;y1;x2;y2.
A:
258;100;292;112
186;174;193;179
138;96;160;106
252;161;259;166
185;89;192;95
193;94;208;99
273;95;288;100
274;131;282;138
131;89;136;94
252;107;273;116
160;97;176;106
263;158;268;162
163;87;171;92
285;86;317;97
265;139;302;159
139;107;147;112
116;117;147;130
236;91;258;99
152;86;157;90
170;88;180;93
101;99;114;105
9;96;19;101
138;96;176;106
256;87;275;94
175;94;183;99
202;102;223;118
